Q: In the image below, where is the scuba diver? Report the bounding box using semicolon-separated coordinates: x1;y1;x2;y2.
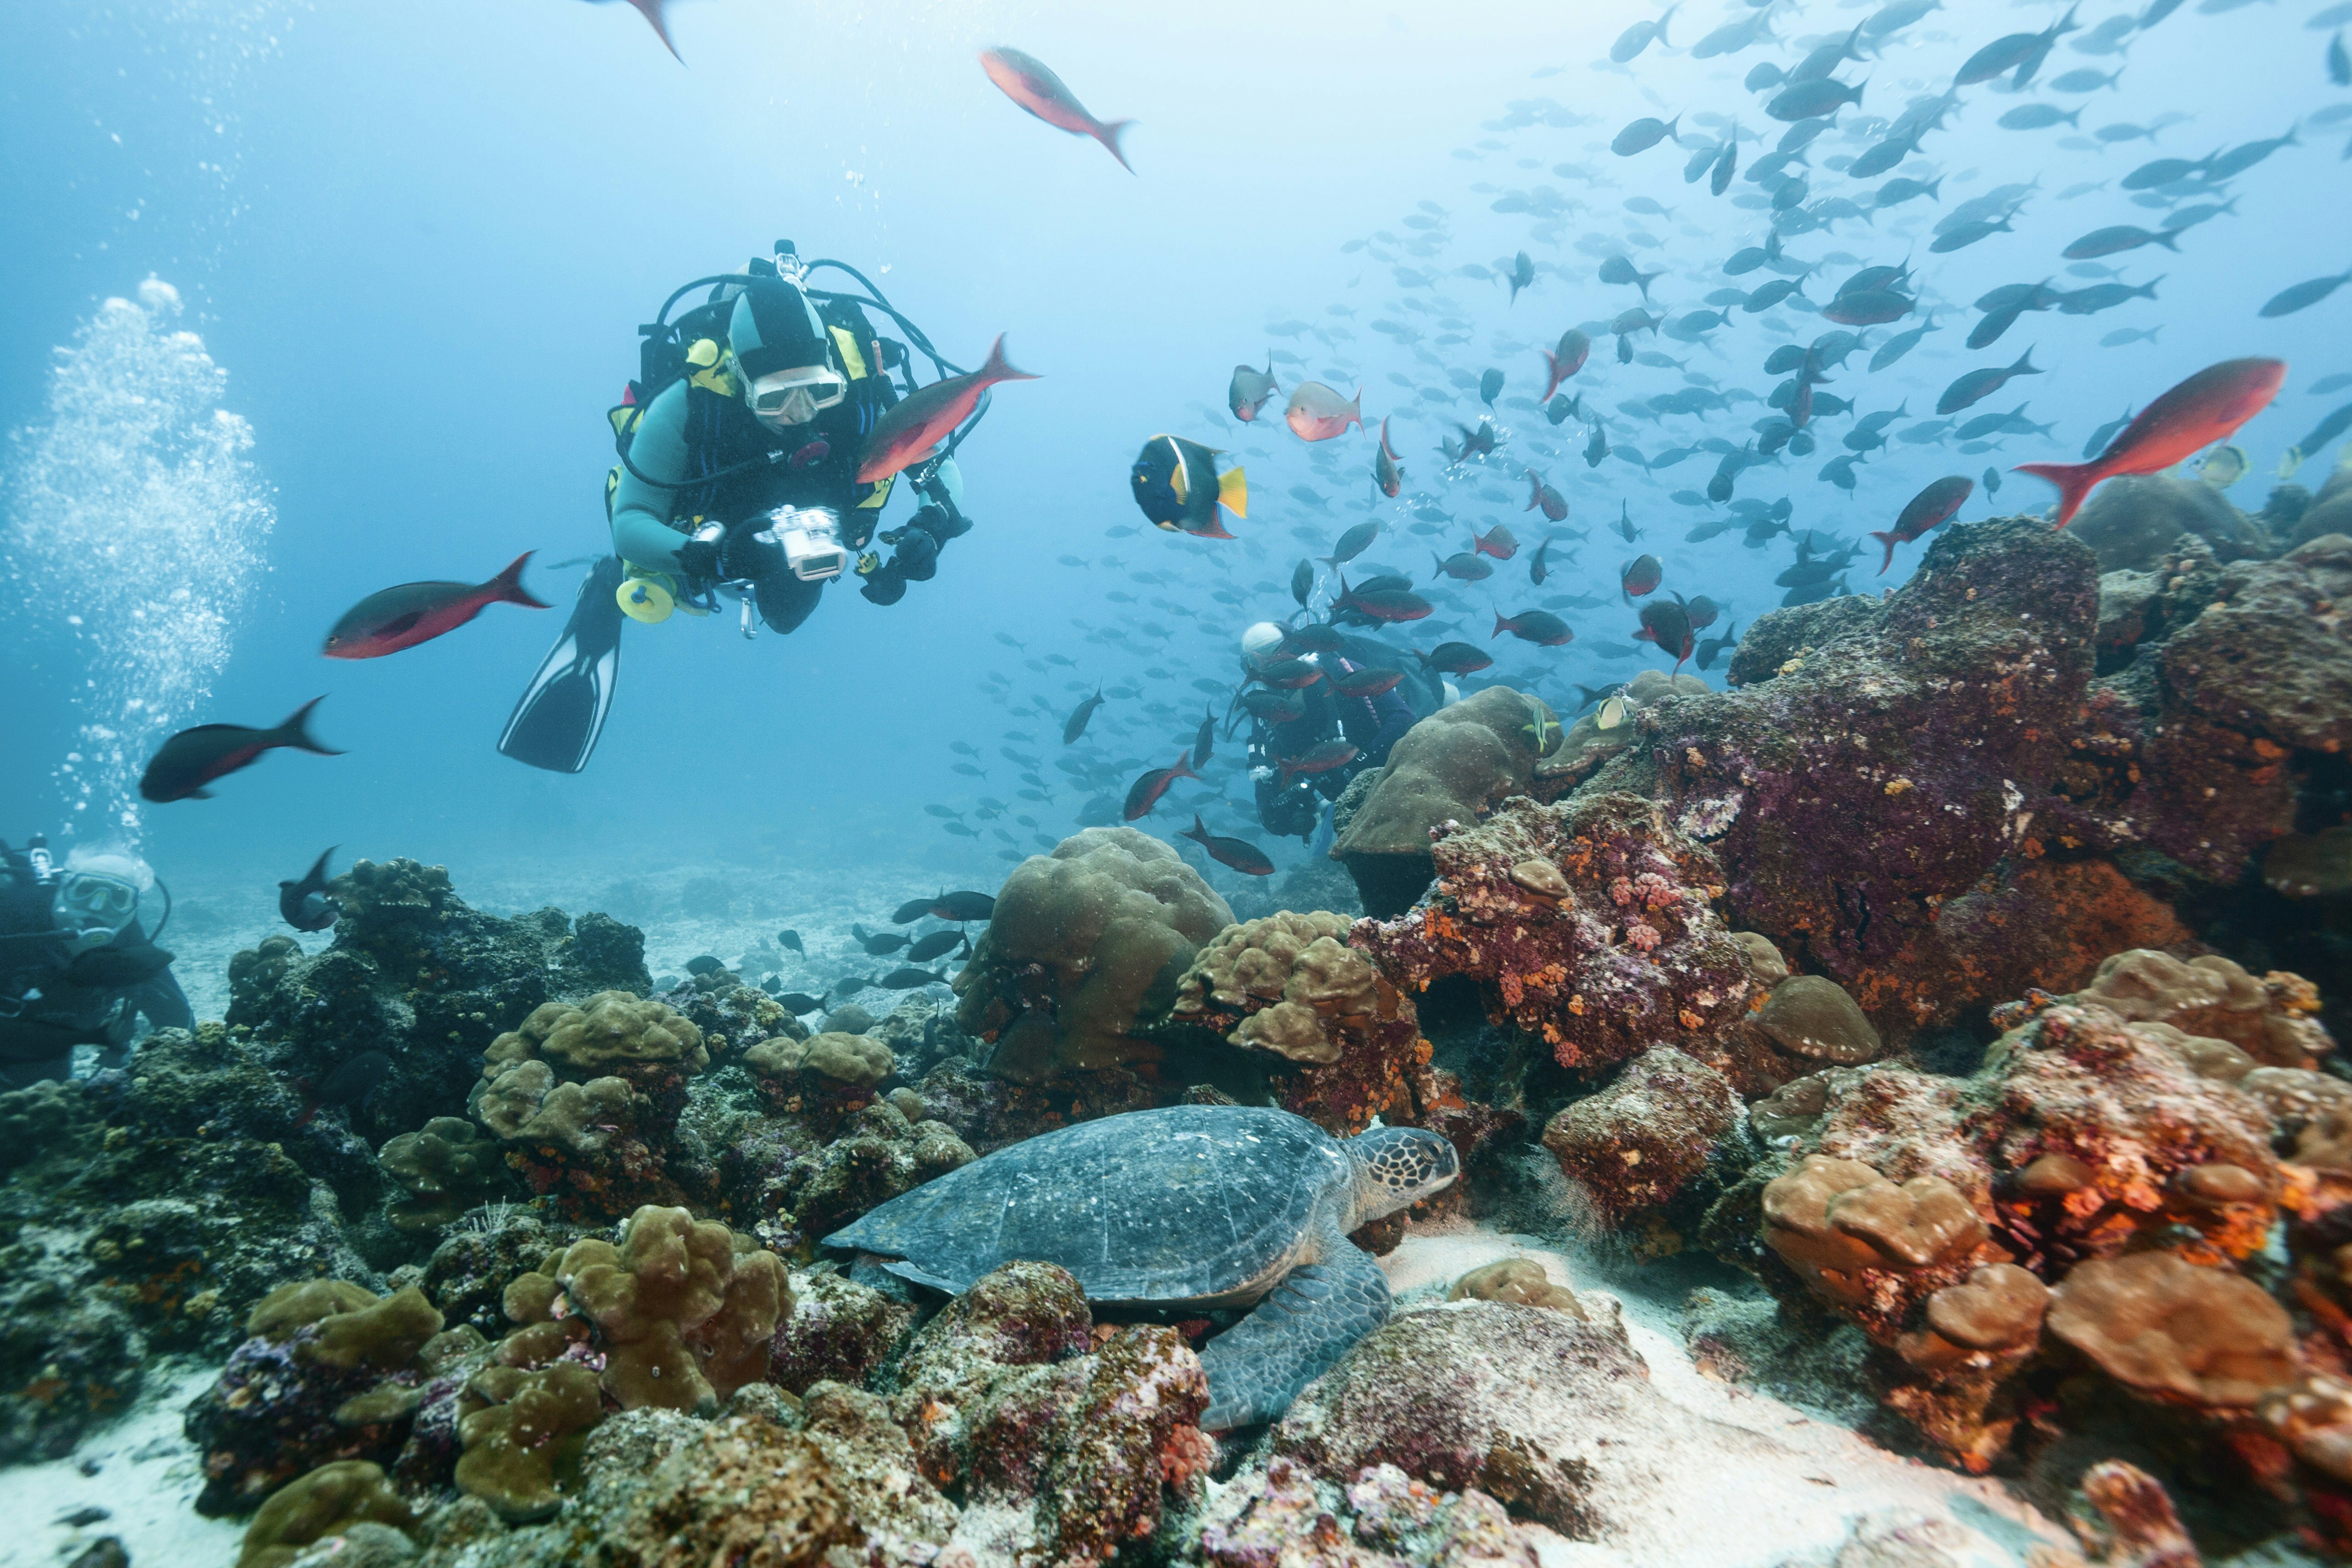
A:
0;836;191;1089
1240;622;1441;841
500;241;984;774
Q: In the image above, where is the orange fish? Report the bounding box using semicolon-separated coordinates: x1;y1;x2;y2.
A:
1540;329;1591;402
2015;357;2285;526
854;336;1038;486
1285;382;1365;442
978;48;1135;172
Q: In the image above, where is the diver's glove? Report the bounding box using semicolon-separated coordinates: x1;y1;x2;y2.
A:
858;504;967;605
675;536;724;581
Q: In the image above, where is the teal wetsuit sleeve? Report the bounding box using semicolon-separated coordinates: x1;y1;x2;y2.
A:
609;381;691;572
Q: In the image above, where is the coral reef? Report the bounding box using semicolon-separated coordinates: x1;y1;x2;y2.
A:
2072;474;2265;572
737;1094;975;1255
1193;1456;1544;1568
1332;685;1563;918
236;1460;415;1568
1162;910;1431;1132
1541;1046;1743;1234
953;827;1234;1085
469;994;708;1219
379;1116;517;1232
1356;791;1758;1076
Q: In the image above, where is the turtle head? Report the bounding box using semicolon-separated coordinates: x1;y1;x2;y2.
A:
1343;1125;1460;1225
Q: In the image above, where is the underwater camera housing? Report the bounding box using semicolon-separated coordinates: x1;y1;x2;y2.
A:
757;505;848;582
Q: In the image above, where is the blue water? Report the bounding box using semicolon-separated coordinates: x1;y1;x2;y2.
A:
2;0;2346;910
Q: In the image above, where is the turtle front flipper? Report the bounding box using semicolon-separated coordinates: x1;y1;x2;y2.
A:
1199;1223;1389;1430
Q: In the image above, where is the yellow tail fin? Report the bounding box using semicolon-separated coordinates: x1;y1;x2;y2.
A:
1219;464;1248;519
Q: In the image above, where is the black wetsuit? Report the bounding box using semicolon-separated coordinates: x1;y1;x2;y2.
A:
0;860;190;1090
1248;636;1438;839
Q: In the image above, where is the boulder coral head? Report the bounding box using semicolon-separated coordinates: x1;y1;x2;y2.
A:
1356;791;1758;1075
1332;685;1560;918
953;827;1234;1085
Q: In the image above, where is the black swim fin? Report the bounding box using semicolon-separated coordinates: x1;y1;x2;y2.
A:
498;556;624;774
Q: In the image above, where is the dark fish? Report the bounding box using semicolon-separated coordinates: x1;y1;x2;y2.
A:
1472;522;1519;560
2018;357;2285;524
1620;553;1663;601
1322;520;1382;565
861;930;910;956
1871;476;1974;573
1131;434;1246;538
1230;355;1278;421
1766;77;1865;123
323;552;548;658
1237;688;1308;723
1683;594;1721;630
977;46;1134;171
315;1050;393;1111
1635;599;1695;671
1374;419;1405;498
775;992;825;1015
1063;685;1107;744
1279;740;1361;781
1193;708;1216;768
1291;559;1316;607
1479;368;1504;406
685;955;726;976
1123;750;1200;821
1416;641;1494;676
1614;503;1643;543
139;696;342;803
1929;217;2014;254
1936;350;2041;415
2260;268;2352;319
1507;251;1536;305
580;0;681;61
278;847;339;932
1256;657;1326;690
1610;4;1679;62
1530;536;1555;585
1433;550;1495;583
906;929;967;963
1696;621;1741;672
1821;290;1914;327
1493;609;1575;646
832;975;874;997
1283;623;1348;655
1455;421;1500;460
891;899;935;923
1178;814;1274;876
1611;114;1681;156
1542;330;1593;401
1954;4;2079;85
2063;225;2180;260
881;967;948;990
779;929;804;952
929;891;997;922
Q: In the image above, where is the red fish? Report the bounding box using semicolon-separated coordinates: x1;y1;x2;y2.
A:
1279;741;1361;782
1285;382;1366;442
2015;357;2287;526
1540;329;1592;402
1374;418;1404;498
1255;657;1326;690
323;552;549;659
1335;575;1434;622
1178;815;1275;876
1620;553;1663;601
1635;600;1695;672
1329;666;1405;698
1472;521;1520;560
138;696;342;804
855;335;1039;484
1523;470;1569;522
978;48;1136;173
1493;609;1575;646
1123;750;1199;821
1869;475;1974;573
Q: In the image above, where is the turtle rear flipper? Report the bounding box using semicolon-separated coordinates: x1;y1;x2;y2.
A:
1199;1220;1389;1431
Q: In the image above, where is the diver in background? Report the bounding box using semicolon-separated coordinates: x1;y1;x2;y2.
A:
501;244;977;774
0;836;191;1089
1240;622;1437;841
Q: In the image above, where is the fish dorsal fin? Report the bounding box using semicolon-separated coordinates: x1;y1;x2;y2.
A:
1219;465;1248;518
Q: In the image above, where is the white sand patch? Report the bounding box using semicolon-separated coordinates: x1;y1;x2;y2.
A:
0;1359;242;1568
1378;1228;2075;1568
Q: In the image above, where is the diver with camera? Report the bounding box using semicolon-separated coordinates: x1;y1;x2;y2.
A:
500;241;984;773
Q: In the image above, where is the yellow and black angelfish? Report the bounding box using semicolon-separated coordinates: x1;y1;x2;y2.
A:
1131;434;1246;539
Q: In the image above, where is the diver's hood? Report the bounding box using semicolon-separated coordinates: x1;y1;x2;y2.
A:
729;278;833;382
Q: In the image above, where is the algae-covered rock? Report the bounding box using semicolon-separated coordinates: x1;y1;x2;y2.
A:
235;1460;413;1568
1541;1047;1742;1229
1332;685;1559;918
1357;791;1758;1074
2072;473;2261;571
953;828;1234;1084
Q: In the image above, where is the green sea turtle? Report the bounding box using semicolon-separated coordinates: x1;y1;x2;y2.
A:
823;1104;1458;1428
